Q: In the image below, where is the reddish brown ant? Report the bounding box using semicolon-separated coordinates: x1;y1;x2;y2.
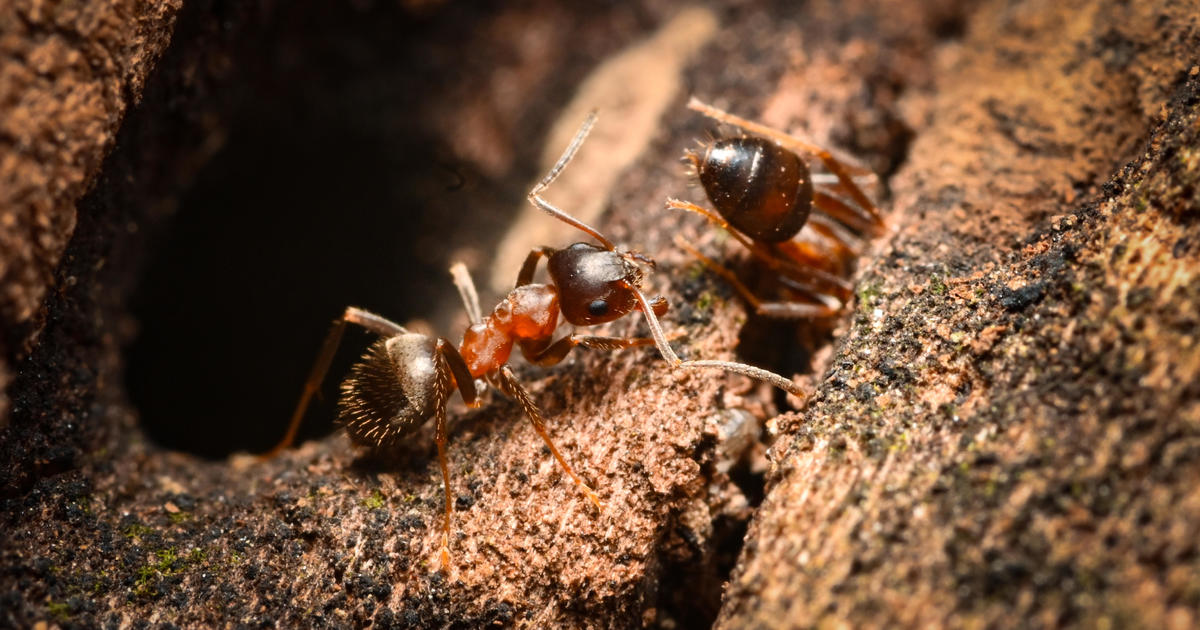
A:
667;97;886;318
263;111;801;567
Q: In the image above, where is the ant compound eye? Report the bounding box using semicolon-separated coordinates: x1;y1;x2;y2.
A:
587;299;609;317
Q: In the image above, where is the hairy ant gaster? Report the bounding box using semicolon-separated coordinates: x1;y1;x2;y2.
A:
264;111;802;566
667;98;886;318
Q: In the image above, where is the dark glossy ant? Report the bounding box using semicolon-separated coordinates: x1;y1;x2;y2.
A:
667;98;886;318
263;111;801;567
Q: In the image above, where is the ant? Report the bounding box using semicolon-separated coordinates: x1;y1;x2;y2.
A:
262;111;802;567
667;97;887;318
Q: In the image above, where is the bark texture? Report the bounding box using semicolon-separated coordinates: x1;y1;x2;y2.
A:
718;1;1200;628
1;0;1199;628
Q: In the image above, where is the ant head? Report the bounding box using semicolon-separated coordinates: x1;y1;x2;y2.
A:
549;243;654;326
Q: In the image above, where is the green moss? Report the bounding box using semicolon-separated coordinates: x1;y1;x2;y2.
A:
133;548;183;599
857;281;882;307
46;599;70;622
91;571;108;594
364;490;386;510
929;275;948;296
168;511;191;524
123;523;154;540
695;290;715;312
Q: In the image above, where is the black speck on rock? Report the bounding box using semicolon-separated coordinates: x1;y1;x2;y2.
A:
996;282;1047;312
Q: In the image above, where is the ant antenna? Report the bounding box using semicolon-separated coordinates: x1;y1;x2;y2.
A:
630;287;803;396
527;110;618;250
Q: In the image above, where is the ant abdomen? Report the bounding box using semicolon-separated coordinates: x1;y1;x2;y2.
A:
338;334;439;448
692;136;814;243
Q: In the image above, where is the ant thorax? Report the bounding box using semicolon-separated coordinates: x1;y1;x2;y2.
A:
459;284;558;377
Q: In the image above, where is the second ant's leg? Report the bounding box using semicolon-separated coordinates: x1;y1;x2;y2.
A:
261;307;408;459
813;191;885;237
687;97;884;230
674;235;838;318
774;229;858;278
492;367;603;510
668;199;853;299
666;198;764;256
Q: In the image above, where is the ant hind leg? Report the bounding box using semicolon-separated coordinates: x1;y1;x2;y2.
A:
261;307;408;459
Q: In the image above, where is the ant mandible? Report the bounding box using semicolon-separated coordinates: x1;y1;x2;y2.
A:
667;97;887;318
263;111;802;567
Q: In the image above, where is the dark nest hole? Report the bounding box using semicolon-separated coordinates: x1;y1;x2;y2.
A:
121;1;626;459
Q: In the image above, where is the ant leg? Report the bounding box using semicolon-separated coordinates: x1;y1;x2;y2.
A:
666;198;765;255
667;198;853;299
629;287;804;397
427;340;484;568
491;367;603;510
673;236;839;319
516;247;557;288
261;307;408;458
449;263;483;326
520;334;662;367
813;191;885;237
686;97;884;231
436;340;480;409
429;352;455;568
804;213;866;258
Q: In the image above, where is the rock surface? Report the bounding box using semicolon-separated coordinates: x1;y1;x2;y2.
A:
2;0;1198;628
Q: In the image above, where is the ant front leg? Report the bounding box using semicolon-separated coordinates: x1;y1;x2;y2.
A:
519;334;661;367
261;307;408;459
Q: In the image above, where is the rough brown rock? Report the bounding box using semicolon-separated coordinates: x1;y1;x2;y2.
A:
0;0;182;424
718;1;1200;627
2;0;1199;628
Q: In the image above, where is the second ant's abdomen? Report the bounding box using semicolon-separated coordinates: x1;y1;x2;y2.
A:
698;137;814;243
